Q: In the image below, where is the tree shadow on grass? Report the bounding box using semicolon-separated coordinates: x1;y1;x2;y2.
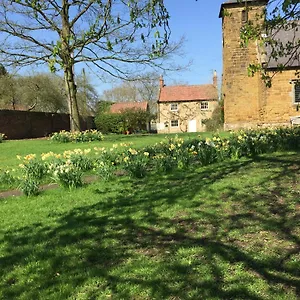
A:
0;153;299;299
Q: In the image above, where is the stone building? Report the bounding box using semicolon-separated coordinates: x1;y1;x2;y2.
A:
157;74;218;133
219;0;300;129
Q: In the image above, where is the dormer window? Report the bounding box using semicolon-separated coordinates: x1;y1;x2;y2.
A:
242;10;248;24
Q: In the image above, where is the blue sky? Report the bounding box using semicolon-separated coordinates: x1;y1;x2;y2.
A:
92;0;225;94
162;0;224;87
18;1;226;94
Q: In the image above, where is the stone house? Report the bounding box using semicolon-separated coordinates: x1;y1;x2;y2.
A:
157;75;219;133
219;0;300;129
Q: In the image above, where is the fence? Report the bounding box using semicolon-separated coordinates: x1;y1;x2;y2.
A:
0;110;95;139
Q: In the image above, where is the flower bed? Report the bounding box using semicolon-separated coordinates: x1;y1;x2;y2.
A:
3;127;300;196
50;129;104;143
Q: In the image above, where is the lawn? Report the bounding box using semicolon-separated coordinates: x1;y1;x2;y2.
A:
0;150;299;299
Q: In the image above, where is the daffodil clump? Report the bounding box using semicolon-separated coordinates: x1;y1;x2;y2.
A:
50;129;104;143
226;127;300;159
6;126;300;197
0;133;6;143
48;160;83;189
121;148;150;178
17;154;46;180
0;169;16;186
17;154;46;196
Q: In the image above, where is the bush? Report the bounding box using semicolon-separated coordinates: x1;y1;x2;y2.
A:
95;106;153;134
95;113;124;134
202;100;224;132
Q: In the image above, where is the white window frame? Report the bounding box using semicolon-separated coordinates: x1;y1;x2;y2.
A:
170;103;178;111
293;81;300;104
170;120;179;127
200;101;209;111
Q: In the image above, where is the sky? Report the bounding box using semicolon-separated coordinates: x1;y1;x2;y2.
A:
92;0;226;94
8;1;226;95
161;0;225;87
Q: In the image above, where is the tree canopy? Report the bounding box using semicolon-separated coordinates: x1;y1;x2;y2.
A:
0;0;181;130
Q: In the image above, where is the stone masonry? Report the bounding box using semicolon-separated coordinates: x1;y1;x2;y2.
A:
220;0;300;129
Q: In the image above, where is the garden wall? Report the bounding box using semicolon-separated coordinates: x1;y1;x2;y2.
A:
0;110;95;139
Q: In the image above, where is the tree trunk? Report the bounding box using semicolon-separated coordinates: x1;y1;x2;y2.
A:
61;0;81;132
64;65;81;131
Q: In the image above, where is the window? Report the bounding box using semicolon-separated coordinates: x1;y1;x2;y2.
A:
242;9;248;24
171;120;179;127
200;101;209;110
170;103;178;111
295;83;300;103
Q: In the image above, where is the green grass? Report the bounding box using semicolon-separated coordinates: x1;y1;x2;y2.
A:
0;151;299;299
0;132;225;170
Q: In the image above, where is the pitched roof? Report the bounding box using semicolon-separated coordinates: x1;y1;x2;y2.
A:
110;102;148;113
265;22;300;69
158;84;218;103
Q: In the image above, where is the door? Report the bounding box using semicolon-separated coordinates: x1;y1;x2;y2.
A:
188;120;197;132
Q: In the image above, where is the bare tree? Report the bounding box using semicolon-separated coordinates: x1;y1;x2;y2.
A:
101;82;139;103
0;0;181;131
100;72;160;113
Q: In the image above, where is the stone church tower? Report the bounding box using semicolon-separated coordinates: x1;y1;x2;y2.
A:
219;0;268;129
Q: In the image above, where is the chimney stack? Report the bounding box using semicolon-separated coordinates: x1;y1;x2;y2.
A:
213;70;217;87
159;75;165;89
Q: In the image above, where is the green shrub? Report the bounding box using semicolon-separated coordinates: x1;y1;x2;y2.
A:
95;106;153;134
95;113;124;134
202;100;224;132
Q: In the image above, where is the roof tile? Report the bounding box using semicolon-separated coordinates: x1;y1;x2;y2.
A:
110;102;148;113
159;84;218;102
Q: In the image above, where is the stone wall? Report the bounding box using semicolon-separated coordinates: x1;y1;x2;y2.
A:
262;70;300;124
0;110;95;139
157;100;218;134
221;2;300;130
222;4;266;130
